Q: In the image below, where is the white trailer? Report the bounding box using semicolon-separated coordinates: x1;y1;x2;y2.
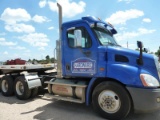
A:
0;64;55;100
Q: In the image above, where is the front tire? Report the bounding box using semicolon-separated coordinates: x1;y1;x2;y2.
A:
92;81;131;120
14;76;31;100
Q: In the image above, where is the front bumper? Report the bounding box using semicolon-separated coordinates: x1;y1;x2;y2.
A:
127;86;160;113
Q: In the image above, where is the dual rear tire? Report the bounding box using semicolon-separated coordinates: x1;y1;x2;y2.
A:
0;75;38;100
0;76;14;96
14;76;31;100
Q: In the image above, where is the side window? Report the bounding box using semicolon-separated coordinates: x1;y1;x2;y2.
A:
67;27;92;48
67;30;75;48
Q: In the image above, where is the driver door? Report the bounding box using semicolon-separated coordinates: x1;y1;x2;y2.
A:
62;25;97;77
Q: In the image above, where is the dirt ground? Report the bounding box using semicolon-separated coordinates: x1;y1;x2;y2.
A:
0;73;104;120
1;71;160;120
0;93;104;120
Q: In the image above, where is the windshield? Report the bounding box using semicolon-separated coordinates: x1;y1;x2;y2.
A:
92;27;119;46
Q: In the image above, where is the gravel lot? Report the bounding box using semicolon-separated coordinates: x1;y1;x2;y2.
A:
0;93;104;120
0;92;160;120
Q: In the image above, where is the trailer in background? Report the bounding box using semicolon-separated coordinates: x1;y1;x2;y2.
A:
6;58;26;65
0;64;55;100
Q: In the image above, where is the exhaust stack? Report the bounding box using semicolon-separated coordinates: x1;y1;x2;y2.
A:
56;3;62;78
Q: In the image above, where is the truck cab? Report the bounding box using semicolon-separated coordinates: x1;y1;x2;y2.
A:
61;16;160;86
61;17;120;78
47;15;160;120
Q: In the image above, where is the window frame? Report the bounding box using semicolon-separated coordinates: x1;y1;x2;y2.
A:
67;27;92;49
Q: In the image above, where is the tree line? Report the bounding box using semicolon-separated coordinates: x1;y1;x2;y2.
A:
155;46;160;56
28;55;56;64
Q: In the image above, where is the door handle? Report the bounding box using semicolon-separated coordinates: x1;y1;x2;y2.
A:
66;64;70;71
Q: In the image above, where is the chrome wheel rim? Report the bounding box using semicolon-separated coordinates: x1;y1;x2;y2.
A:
16;81;24;95
98;90;121;113
2;80;8;92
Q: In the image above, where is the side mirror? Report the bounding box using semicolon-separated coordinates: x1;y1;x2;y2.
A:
137;41;143;48
137;41;143;65
74;30;82;47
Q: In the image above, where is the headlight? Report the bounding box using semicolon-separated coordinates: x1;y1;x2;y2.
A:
140;74;160;87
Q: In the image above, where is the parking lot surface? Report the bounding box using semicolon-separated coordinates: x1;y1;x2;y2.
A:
0;93;160;120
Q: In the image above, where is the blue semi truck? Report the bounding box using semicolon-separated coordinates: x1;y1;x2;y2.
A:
0;3;160;120
45;3;160;119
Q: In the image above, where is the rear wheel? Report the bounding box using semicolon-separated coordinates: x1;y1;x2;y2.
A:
14;76;31;100
1;75;14;96
92;81;131;120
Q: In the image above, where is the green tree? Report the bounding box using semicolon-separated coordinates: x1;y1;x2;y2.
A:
46;55;50;63
155;46;160;56
32;59;38;64
51;57;56;63
28;59;32;63
46;55;50;60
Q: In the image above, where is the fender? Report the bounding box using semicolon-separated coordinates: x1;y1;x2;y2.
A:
86;77;96;106
24;74;42;89
85;64;151;105
107;63;143;86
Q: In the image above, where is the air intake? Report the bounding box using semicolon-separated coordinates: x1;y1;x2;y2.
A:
115;55;129;62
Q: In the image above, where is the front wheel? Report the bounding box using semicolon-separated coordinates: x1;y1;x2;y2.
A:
92;81;131;120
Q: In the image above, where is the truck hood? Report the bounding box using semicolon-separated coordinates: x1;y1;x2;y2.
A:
106;46;154;61
99;46;159;80
98;46;153;59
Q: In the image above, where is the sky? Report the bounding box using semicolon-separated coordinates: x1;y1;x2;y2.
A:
0;0;160;61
